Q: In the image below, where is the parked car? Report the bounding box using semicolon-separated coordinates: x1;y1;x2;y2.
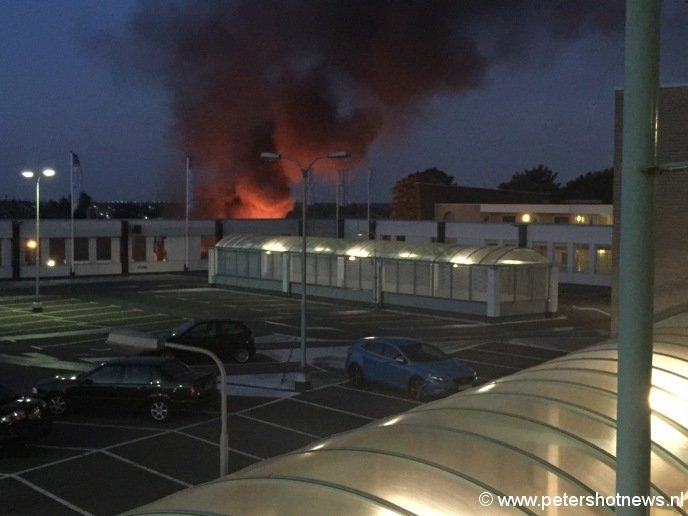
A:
0;384;52;445
345;337;476;400
31;356;218;422
164;319;256;364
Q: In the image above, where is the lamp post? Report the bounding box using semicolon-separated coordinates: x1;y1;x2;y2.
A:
261;151;350;390
21;168;56;313
106;329;229;477
357;230;381;307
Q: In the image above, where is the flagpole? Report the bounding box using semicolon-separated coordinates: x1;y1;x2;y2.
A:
69;151;75;276
185;155;190;272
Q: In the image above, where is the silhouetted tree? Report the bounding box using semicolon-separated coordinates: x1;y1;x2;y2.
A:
498;164;560;193
560;168;613;203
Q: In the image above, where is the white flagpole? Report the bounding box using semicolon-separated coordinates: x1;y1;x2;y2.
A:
367;167;374;231
335;169;342;238
185;155;190;271
69;152;75;276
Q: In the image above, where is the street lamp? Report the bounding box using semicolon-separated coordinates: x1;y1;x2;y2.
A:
260;151;350;390
21;168;56;313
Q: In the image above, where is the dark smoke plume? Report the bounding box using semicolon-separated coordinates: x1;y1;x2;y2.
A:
110;0;624;218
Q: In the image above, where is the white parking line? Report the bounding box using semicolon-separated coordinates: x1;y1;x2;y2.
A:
334;384;422;405
12;475;94;516
100;450;192;488
291;397;376;421
236;413;322;439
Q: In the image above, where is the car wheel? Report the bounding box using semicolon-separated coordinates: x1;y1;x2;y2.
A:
234;348;250;363
408;377;426;401
347;364;365;387
149;399;170;422
47;392;68;416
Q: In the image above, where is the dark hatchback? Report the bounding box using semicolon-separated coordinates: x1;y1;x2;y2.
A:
31;356;218;422
0;384;52;445
165;319;256;364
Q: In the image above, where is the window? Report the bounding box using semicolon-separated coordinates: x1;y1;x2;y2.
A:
364;341;385;355
49;238;65;265
74;238;89;262
153;236;167;262
554;216;570;224
574;243;590;273
595;246;612;275
88;365;124;384
554;243;568;272
187;322;216;336
24;238;36;265
383;344;403;361
220;322;248;336
395;235;406;242
502;215;516;223
132;236;146;262
122;365;151;384
96;238;111;261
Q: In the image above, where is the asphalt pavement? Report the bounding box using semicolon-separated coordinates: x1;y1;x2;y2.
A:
0;273;611;515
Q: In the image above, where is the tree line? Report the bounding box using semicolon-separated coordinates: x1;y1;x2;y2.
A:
391;165;613;219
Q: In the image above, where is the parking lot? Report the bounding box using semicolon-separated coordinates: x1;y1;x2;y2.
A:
0;274;611;515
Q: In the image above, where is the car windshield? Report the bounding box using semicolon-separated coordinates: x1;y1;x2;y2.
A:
0;385;18;404
398;341;447;362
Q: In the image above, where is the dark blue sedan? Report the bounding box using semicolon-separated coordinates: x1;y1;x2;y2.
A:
345;337;476;400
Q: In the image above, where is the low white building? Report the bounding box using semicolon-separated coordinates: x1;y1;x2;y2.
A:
0;215;612;287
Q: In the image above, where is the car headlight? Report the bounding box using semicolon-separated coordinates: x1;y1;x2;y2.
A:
428;373;446;382
1;410;26;424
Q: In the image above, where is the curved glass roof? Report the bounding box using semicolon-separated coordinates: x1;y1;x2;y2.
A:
216;234;549;266
127;314;688;516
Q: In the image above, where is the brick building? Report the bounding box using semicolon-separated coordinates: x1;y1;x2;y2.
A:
613;85;688;321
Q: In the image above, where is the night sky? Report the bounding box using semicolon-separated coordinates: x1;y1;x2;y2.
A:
2;0;687;216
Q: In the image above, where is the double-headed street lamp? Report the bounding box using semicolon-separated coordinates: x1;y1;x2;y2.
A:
21;168;56;313
260;151;350;390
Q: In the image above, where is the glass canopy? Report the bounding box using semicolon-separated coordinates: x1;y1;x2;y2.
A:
216;234;549;266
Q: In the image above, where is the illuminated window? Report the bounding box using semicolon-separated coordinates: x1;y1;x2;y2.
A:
24;238;37;265
153;236;167;262
595;246;612;275
574;243;590;273
554;243;568;272
49;239;65;265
